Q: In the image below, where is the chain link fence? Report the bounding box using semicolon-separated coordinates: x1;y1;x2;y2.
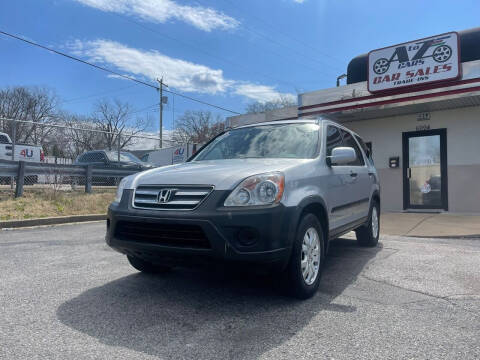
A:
0;117;196;202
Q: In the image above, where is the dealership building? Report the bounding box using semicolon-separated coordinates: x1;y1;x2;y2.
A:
227;27;480;213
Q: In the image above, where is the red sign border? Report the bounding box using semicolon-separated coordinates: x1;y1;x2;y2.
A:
367;31;462;94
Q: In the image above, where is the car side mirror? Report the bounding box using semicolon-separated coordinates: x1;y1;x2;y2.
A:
327;147;356;166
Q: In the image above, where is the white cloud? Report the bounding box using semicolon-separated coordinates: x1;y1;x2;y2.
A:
74;0;239;32
69;39;295;104
293;0;306;3
234;83;297;103
106;74;134;80
70;39;232;94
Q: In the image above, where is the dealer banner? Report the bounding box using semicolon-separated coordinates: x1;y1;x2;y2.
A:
368;32;460;93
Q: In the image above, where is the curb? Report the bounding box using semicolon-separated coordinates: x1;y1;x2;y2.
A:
404;234;480;239
0;214;106;229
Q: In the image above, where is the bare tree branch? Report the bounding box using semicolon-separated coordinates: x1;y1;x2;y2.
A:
245;95;296;114
171;111;225;145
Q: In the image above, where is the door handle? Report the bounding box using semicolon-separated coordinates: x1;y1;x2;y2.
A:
350;172;358;177
407;168;411;178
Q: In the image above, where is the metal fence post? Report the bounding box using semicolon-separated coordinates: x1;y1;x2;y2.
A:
10;119;16;189
15;161;25;198
117;133;121;162
85;165;92;194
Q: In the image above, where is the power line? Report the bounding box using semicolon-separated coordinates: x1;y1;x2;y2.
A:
0;30;241;114
110;12;301;91
163;88;239;114
62;84;138;104
222;0;345;70
195;0;342;76
127;103;160;116
0;116;174;142
0;31;158;89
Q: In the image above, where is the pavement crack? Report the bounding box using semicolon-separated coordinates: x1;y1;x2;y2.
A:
360;275;480;317
404;214;437;236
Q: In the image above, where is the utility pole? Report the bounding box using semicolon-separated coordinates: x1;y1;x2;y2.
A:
157;78;168;148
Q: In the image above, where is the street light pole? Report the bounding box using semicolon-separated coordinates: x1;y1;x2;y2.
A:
157;77;168;148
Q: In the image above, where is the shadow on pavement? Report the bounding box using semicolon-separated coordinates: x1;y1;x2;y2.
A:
57;238;381;359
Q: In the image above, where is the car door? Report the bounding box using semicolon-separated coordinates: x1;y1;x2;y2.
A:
324;124;355;230
339;129;371;221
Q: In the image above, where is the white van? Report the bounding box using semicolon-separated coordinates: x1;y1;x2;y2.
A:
0;132;44;163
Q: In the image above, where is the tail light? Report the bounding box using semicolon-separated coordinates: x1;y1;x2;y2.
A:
40;150;45;162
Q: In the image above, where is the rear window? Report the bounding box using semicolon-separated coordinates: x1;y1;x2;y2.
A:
78;152;106;163
105;151;143;163
0;134;10;144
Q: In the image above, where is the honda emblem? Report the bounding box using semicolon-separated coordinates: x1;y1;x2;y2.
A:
158;189;173;203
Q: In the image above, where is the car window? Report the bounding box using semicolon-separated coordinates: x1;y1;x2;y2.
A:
354;135;374;166
105;151;143;163
79;152;106;163
339;129;365;166
193;123;320;161
326;126;343;157
0;134;10;144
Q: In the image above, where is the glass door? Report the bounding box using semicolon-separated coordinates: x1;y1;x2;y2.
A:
402;129;448;210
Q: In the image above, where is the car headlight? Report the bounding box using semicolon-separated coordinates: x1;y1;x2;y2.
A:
113;177;129;203
224;172;285;207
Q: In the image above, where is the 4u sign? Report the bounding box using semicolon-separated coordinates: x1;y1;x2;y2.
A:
368;32;460;93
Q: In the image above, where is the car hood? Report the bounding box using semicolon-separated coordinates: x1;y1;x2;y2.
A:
132;158;303;190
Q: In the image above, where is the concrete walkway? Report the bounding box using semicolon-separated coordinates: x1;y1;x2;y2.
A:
381;212;480;238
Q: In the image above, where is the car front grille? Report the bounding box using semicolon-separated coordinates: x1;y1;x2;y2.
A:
115;221;211;249
133;185;213;210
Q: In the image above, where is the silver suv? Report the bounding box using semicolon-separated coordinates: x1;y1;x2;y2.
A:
106;119;380;299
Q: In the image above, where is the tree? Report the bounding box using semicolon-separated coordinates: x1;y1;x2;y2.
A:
61;114;106;158
171;111;225;145
0;86;58;145
91;99;151;150
245;95;297;114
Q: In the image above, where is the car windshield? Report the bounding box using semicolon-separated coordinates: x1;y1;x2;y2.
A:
105;151;143;163
193;123;320;161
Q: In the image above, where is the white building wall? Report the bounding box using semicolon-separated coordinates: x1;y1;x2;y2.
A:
343;106;480;212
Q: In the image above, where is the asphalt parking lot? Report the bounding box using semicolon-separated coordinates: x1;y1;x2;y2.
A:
1;222;479;360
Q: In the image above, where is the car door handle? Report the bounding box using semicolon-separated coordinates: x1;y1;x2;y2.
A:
350;172;357;177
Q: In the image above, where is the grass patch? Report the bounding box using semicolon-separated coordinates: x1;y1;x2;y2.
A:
0;189;115;221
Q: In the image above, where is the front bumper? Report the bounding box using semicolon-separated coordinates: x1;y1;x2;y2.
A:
106;189;296;268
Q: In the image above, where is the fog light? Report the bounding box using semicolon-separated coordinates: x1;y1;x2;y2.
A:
237;228;258;247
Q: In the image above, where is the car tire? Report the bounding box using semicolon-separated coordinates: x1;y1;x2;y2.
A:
355;200;380;247
284;213;324;299
127;255;171;274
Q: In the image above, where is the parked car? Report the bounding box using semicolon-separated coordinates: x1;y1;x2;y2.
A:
73;150;155;185
106;119;380;299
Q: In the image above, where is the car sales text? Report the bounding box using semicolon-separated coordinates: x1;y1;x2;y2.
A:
373;64;452;85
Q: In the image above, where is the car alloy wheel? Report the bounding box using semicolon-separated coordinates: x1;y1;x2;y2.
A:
301;227;321;285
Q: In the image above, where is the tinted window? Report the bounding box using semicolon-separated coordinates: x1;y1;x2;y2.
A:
340;129;364;166
193;123;320;161
0;134;10;144
354;135;374;165
78;152;106;163
326;126;343;157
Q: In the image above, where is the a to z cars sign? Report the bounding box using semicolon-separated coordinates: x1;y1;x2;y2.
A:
368;32;460;92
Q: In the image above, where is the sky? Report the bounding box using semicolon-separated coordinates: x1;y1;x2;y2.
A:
1;0;479;134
